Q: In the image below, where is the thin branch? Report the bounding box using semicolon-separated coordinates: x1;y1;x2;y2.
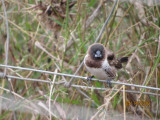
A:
1;0;10;76
94;0;119;43
84;0;103;29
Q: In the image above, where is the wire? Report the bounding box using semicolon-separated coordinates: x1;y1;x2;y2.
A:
0;74;159;97
0;64;160;91
72;85;160;97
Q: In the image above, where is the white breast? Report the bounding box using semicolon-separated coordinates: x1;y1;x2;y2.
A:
84;55;111;80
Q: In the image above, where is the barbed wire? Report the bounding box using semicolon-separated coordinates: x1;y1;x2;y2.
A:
0;72;160;97
0;64;160;93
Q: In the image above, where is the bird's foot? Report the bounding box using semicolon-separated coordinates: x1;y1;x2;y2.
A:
106;80;112;88
87;75;94;84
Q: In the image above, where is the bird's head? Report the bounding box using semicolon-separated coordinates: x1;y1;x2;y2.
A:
88;43;105;60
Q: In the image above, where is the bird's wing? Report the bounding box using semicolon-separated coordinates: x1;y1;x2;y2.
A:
103;67;116;79
105;48;115;60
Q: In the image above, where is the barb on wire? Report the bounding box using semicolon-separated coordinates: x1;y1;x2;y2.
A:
0;64;160;92
0;74;160;97
1;0;10;76
66;0;119;87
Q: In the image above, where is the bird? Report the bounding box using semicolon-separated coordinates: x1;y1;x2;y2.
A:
84;43;128;87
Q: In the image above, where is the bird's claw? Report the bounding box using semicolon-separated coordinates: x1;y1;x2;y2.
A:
107;80;112;88
87;75;94;84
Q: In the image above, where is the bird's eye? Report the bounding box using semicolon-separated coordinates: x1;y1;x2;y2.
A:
107;54;114;60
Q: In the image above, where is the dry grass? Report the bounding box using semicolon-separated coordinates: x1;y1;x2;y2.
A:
0;0;160;119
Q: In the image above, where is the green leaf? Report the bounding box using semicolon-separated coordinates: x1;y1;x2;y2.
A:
49;17;63;27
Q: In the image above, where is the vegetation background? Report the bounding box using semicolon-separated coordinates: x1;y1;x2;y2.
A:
0;0;160;119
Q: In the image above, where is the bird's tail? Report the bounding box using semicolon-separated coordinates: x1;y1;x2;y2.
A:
119;57;128;63
115;57;128;69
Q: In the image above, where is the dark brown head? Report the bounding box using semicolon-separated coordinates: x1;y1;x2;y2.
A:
88;43;105;61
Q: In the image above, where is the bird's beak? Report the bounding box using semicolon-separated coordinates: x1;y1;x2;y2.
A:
95;50;102;58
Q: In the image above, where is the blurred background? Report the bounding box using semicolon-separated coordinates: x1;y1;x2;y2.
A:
0;0;160;119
